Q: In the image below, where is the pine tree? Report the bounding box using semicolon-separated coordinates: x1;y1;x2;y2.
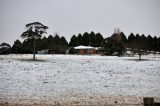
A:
90;31;96;47
83;32;90;46
47;35;54;49
95;33;104;47
77;33;83;46
128;33;135;43
69;35;78;47
12;40;23;54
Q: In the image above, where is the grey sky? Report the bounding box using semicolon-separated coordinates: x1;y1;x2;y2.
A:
0;0;160;45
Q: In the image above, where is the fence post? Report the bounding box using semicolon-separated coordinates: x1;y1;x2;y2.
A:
143;97;154;106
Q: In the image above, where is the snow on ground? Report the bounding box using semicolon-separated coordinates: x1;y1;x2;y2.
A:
0;54;160;105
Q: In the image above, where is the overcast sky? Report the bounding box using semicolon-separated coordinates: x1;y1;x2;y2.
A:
0;0;160;45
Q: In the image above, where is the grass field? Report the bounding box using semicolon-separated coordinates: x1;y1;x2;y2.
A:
0;54;160;105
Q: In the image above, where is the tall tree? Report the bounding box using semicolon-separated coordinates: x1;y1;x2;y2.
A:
120;32;127;43
60;36;68;53
152;36;158;51
61;36;68;46
134;33;146;60
128;33;135;50
83;32;90;46
47;35;54;49
12;40;23;54
22;39;33;53
128;33;135;44
69;35;78;47
146;35;153;51
54;34;61;45
140;34;147;50
21;22;48;60
77;33;83;46
90;31;96;47
95;33;104;47
158;37;160;52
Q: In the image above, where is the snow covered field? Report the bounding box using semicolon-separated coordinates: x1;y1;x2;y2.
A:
0;54;160;105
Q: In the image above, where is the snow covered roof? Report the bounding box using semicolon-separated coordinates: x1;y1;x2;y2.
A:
94;47;101;50
74;46;95;50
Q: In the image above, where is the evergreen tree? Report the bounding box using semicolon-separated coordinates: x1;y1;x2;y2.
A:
120;32;127;43
83;32;90;46
127;33;135;50
140;34;147;50
128;33;135;45
146;35;153;51
90;31;96;47
22;39;33;53
54;34;61;45
135;33;141;41
60;36;68;53
12;40;23;54
158;37;160;52
152;36;158;51
77;33;83;46
41;36;48;50
61;36;68;46
47;35;54;49
95;33;104;47
69;35;78;47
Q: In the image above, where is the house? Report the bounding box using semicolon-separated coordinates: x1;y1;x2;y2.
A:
74;46;96;55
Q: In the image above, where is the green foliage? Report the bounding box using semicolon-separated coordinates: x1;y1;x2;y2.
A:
82;32;90;46
12;40;23;54
95;33;104;47
69;31;105;47
128;33;135;43
69;35;78;47
0;42;11;54
8;27;160;55
89;31;96;47
77;33;83;46
20;34;68;54
21;22;48;60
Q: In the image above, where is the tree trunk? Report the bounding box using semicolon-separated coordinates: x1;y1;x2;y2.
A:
154;52;156;58
33;39;36;60
139;52;141;60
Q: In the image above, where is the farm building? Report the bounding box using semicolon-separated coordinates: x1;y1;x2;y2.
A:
74;46;97;55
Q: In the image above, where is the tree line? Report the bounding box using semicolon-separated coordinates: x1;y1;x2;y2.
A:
11;34;68;54
69;32;104;47
104;32;160;55
1;31;160;55
68;31;160;55
0;22;160;57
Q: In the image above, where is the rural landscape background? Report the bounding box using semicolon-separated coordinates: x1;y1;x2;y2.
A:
0;0;160;106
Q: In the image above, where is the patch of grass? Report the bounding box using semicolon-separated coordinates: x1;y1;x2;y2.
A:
126;59;150;62
17;58;47;62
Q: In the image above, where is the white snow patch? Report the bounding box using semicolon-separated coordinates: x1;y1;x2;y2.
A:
0;54;160;105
